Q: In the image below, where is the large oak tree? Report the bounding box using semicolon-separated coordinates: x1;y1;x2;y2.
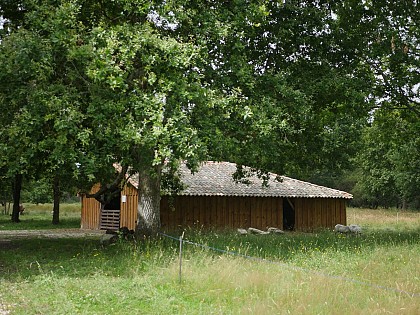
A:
2;0;416;232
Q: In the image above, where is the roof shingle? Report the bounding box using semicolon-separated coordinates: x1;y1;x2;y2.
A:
177;161;352;199
128;161;353;199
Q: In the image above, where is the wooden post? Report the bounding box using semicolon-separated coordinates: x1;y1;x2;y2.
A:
179;231;185;284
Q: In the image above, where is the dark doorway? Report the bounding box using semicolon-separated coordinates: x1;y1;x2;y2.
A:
283;198;295;231
104;194;121;210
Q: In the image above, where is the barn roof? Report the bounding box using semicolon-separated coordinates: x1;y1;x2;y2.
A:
127;161;352;199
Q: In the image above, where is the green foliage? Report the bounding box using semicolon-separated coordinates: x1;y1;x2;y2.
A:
21;179;52;204
354;109;420;209
0;1;91;220
0;29;52;177
1;0;418;223
175;1;372;176
334;0;419;115
0;174;11;204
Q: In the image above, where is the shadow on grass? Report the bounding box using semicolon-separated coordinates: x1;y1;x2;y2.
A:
0;236;154;281
167;227;420;261
1;227;418;281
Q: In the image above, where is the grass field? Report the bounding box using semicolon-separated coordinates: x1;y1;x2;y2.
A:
0;206;419;314
0;203;81;230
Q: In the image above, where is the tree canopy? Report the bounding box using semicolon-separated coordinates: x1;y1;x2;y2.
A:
0;0;418;228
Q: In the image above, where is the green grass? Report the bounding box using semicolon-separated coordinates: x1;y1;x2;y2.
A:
0;207;419;314
0;203;81;230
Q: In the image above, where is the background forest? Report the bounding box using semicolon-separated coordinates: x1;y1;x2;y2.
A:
0;0;419;220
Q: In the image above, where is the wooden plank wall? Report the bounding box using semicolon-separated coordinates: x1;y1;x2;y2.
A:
81;183;138;231
120;185;138;231
82;187;347;232
160;196;283;230
294;198;346;231
80;184;101;229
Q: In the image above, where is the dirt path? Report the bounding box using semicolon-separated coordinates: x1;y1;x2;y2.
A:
0;229;105;241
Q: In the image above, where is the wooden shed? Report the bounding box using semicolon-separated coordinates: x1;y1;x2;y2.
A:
81;161;352;232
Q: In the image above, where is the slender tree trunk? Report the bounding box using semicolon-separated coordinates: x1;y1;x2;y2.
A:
11;174;23;223
136;165;162;237
52;175;60;225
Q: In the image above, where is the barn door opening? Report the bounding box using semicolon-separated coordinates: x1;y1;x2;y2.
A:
100;194;121;231
283;198;295;231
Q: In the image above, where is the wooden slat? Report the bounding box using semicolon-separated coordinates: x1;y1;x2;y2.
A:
212;196;219;225
100;209;120;230
219;196;226;227
230;197;236;228
197;196;202;226
261;197;267;229
303;199;308;230
278;197;283;229
316;199;321;229
203;196;208;226
321;199;327;228
81;184;101;230
255;198;261;229
269;198;276;228
195;196;201;226
240;197;250;228
226;197;231;227
298;198;303;231
186;197;192;226
230;197;235;228
215;196;220;226
326;199;332;228
249;197;255;227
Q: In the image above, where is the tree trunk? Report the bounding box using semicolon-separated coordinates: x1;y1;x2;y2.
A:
52;176;60;225
401;198;407;210
11;174;23;223
136;165;162;237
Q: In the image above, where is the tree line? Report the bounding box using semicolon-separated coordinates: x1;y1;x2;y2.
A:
0;1;418;231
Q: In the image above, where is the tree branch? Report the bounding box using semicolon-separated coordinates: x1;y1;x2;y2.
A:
85;164;129;204
362;57;420;117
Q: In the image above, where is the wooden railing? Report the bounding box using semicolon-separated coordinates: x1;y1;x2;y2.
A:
100;209;120;230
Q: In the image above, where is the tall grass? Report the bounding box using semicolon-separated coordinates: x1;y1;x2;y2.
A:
347;207;420;230
0;207;419;314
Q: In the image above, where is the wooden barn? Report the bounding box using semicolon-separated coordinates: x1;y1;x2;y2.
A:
81;161;352;232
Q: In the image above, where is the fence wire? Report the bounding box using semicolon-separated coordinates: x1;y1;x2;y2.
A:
158;232;420;298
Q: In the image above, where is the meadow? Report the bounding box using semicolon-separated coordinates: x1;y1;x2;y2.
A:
0;203;81;230
0;206;419;314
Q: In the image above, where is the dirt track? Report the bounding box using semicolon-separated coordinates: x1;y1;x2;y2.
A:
0;229;105;241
